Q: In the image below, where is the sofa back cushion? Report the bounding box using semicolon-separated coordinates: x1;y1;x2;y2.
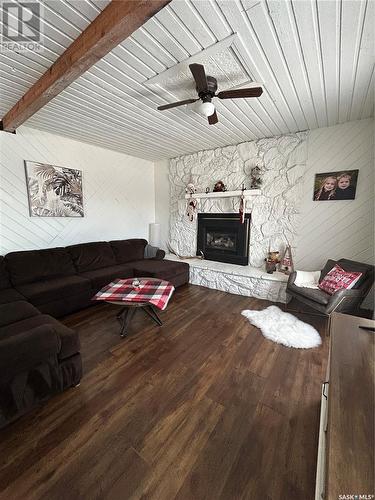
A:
67;242;116;273
6;248;76;286
110;239;147;264
0;256;11;290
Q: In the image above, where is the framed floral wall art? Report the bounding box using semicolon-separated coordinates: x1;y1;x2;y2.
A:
24;161;84;217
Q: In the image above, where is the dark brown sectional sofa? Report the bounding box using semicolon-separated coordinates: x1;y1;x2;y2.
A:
0;239;188;428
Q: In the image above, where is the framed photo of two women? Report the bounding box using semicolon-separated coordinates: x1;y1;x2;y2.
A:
313;170;359;201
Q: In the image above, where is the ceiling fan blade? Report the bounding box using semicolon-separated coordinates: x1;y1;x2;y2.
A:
216;87;263;99
208;110;218;125
189;63;208;94
157;98;198;111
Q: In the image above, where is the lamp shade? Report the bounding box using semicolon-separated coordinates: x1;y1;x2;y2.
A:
149;223;161;247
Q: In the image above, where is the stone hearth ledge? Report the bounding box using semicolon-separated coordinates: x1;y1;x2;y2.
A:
165;254;289;303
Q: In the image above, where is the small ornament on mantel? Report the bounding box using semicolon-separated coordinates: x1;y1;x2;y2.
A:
185;182;198;222
213;180;226;192
265;250;280;274
250;165;262;189
185;183;196;195
186;196;197;222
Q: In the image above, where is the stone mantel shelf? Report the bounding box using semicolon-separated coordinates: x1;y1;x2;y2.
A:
184;189;261;200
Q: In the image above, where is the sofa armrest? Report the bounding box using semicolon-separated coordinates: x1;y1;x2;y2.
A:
331;287;363;299
144;244;165;260
327;287;364;313
156;249;165;260
287;271;297;288
0;325;61;379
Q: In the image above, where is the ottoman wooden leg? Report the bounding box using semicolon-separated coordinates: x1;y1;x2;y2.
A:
119;307;136;338
142;305;163;327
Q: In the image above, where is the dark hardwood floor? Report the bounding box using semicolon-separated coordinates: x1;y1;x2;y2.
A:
0;285;328;500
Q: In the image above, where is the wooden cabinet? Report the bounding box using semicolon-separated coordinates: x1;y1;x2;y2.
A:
315;313;374;500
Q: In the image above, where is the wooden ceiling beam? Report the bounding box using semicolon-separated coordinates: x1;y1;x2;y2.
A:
0;0;170;133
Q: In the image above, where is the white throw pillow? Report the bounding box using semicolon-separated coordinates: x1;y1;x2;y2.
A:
294;270;321;289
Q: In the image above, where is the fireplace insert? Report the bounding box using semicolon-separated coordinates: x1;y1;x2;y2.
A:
196;213;251;265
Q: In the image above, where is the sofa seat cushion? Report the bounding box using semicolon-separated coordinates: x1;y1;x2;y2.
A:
35;294;94;318
80;264;134;292
110;239;147;264
288;283;330;305
132;259;189;281
0;314;79;360
5;247;76;286
16;275;91;305
0;301;40;327
0;287;26;305
167;271;189;288
67;242;116;273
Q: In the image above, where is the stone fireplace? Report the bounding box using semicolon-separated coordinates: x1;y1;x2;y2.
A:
166;132;309;302
196;213;251;265
169;132;308;269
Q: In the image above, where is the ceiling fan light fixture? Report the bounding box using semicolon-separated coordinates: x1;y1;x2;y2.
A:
157;63;263;126
199;101;215;117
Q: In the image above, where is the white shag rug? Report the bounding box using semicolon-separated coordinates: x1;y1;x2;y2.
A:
241;305;321;349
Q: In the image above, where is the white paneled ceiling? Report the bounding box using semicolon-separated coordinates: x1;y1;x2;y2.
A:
0;0;373;161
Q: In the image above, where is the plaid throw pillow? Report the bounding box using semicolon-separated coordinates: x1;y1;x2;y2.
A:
318;264;362;295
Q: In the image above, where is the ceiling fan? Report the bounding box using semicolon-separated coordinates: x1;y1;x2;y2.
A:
157;63;263;125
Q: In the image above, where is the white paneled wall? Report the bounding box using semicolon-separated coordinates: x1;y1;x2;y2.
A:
295;118;374;270
0;127;155;254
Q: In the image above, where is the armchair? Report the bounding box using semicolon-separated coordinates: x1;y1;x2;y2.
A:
286;258;374;317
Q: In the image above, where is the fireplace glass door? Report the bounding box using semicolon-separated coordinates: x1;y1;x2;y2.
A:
197;213;251;265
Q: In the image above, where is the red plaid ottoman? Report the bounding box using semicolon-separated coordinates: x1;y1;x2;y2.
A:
94;277;175;310
93;278;175;337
